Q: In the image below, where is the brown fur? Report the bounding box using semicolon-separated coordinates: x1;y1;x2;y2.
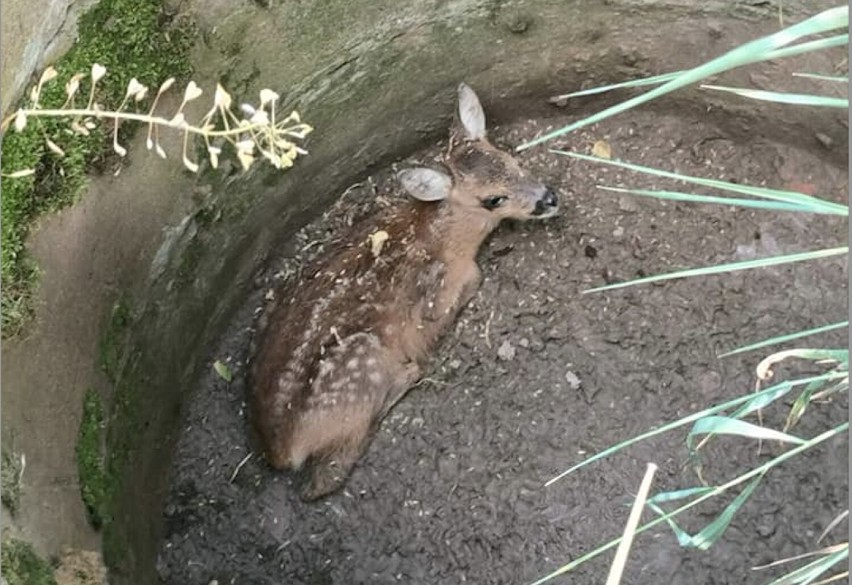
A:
247;84;558;500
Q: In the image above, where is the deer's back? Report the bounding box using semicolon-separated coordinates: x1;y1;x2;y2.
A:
248;200;459;435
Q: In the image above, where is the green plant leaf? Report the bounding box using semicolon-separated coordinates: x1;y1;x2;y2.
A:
516;7;848;150
688;416;806;445
531;423;848;584
556;152;848;214
545;35;848;103
730;372;847;421
550;71;684;99
719;321;849;357
544;373;836;485
762;547;848;585
584;247;848;294
596;186;814;213
701;85;849;108
648;475;764;550
646;486;715;504
785;378;832;431
792;72;849;82
213;360;232;382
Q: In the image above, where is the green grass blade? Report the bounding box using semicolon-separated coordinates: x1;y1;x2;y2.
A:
792;72;849;82
544;373;836;485
597;186;815;213
551;71;684;99
719;321;849;357
531;423;849;585
650;475;765;550
689;416;806;445
556;152;848;214
516;7;848;150
767;34;849;60
553;36;848;105
584;247;848;294
730;372;847;419
763;548;849;585
550;35;849;105
785;378;831;430
647;487;715;504
701;85;849;108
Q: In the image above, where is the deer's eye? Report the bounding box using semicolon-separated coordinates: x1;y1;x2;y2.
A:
482;195;508;210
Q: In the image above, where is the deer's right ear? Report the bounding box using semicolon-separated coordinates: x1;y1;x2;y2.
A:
397;168;452;202
457;83;486;141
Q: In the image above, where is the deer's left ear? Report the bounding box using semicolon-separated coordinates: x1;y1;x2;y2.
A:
458;82;486;141
398;168;452;202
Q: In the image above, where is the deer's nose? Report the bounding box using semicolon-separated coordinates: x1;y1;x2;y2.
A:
542;188;558;207
533;188;559;215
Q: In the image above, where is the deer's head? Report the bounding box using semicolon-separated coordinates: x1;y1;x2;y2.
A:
398;83;558;223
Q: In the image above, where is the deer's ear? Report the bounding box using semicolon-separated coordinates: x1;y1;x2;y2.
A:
457;82;486;141
397;168;452;202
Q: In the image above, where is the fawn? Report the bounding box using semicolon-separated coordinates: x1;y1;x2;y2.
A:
248;83;559;500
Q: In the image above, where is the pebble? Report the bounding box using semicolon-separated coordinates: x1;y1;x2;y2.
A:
565;370;581;390
497;340;516;361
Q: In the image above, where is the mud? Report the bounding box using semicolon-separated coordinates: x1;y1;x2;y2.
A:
158;103;848;585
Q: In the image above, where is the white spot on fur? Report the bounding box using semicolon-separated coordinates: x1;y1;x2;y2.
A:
368;371;383;384
346;358;359;370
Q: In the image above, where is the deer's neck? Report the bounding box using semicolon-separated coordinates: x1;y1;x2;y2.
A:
441;206;499;262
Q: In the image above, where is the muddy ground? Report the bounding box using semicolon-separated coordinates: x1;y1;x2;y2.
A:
156;103;848;584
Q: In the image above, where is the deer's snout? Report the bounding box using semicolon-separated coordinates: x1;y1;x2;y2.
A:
532;187;559;217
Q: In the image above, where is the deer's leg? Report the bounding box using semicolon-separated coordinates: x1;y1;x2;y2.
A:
301;435;370;501
296;332;398;500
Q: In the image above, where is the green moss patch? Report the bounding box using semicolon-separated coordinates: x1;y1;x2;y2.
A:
76;388;108;528
1;0;196;337
1;446;24;513
98;298;133;383
0;537;57;585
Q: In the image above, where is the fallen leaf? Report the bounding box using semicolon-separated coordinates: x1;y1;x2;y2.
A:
367;230;390;257
213;360;232;382
591;139;612;159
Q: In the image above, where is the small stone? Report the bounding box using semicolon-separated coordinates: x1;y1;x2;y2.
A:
497;340;516;361
613;226;624;237
519;337;530;348
503;12;531;34
565;370;581;390
618;196;639;212
448;359;462;370
545;326;568;340
815;132;834;149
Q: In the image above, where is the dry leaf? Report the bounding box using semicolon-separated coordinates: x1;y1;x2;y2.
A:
591;140;612;159
367;230;390;257
213;360;232;382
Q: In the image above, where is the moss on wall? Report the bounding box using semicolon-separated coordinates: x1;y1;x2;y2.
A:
0;0;195;337
0;537;58;585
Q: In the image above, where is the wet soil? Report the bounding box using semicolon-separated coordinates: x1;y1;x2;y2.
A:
157;105;848;585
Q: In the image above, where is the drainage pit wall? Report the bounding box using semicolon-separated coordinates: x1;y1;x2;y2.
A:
24;1;840;582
